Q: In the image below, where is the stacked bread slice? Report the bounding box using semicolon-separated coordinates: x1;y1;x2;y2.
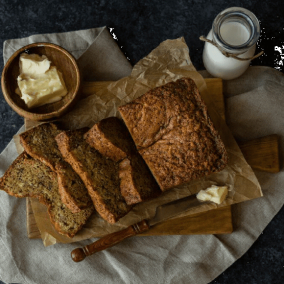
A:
84;117;161;206
0;123;95;238
0;152;94;238
19;123;93;213
55;128;131;223
0;119;159;236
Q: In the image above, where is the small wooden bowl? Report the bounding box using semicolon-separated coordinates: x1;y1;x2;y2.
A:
1;42;81;121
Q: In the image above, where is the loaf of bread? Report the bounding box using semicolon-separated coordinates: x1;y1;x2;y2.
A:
84;117;161;205
55;129;131;223
0;152;94;238
84;117;135;162
20;123;92;213
119;77;228;191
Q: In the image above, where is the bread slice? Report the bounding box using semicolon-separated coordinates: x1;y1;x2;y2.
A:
20;123;92;213
119;77;228;191
19;123;62;171
84;117;135;162
84;117;161;205
0;152;94;238
55;129;131;224
55;161;93;213
119;153;161;205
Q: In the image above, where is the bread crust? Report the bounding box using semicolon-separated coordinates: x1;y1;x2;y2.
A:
119;77;228;191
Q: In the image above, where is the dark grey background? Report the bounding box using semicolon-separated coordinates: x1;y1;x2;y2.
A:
0;0;283;283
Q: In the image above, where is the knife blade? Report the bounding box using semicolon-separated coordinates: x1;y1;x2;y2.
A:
71;194;208;262
149;194;208;226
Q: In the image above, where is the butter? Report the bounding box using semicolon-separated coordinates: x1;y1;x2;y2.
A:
196;185;228;204
16;53;67;109
19;53;50;75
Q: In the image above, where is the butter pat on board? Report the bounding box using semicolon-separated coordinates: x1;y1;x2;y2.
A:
196;185;228;204
16;53;67;108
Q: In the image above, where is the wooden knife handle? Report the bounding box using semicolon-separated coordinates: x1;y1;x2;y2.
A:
71;219;150;262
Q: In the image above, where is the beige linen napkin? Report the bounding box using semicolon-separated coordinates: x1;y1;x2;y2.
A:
0;27;283;284
3;26;132;81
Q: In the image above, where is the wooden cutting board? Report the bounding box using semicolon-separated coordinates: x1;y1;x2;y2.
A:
25;78;279;239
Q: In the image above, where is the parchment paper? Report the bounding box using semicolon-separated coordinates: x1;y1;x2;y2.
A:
26;37;262;246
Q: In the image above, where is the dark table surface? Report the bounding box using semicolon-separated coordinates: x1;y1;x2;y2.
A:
0;1;283;283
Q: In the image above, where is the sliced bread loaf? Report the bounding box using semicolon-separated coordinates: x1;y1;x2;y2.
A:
119;77;228;191
55;129;131;224
0;152;94;238
19;123;92;213
84;117;135;162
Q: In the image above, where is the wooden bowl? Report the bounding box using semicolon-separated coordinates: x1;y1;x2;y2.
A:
1;42;81;121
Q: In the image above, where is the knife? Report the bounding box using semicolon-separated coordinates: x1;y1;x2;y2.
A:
71;194;209;262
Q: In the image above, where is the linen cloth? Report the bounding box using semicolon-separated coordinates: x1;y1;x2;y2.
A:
0;27;283;284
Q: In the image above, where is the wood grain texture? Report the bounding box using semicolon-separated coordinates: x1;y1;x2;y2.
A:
140;206;233;235
239;134;280;173
205;78;225;120
26;78;277;239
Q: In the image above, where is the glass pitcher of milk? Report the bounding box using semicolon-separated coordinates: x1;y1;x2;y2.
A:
202;7;260;80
